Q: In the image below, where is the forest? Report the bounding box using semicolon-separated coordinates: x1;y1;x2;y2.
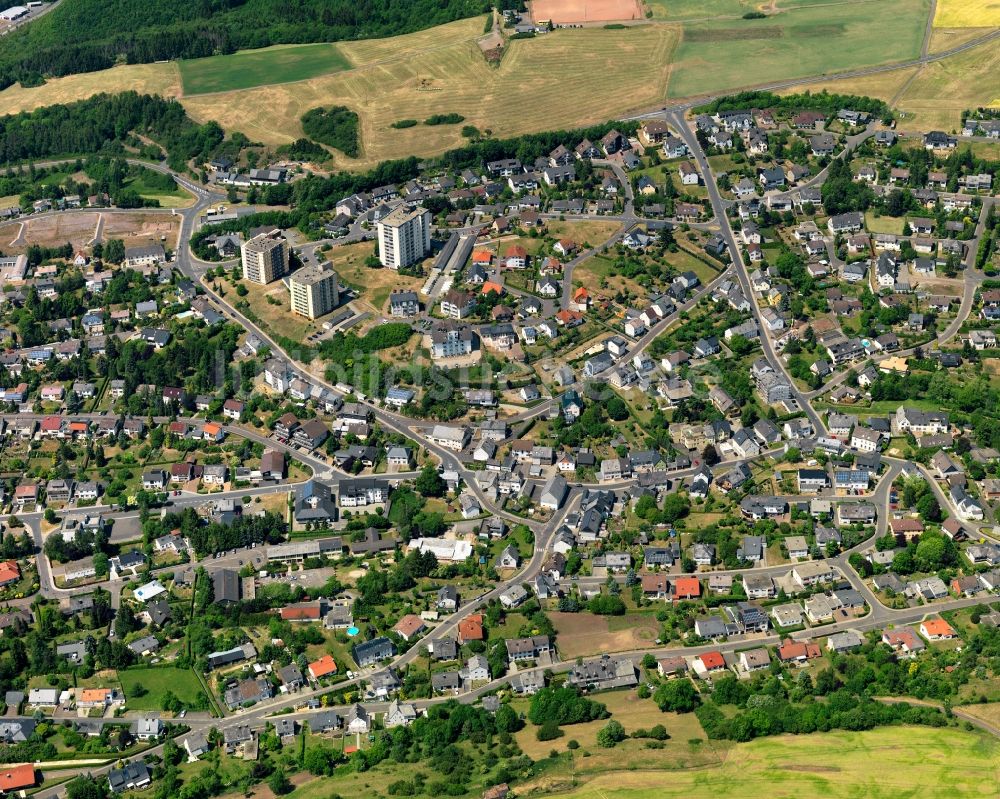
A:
0;0;492;91
300;106;360;159
0;92;226;171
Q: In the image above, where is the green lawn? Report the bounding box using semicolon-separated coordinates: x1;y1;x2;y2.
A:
667;245;722;285
179;43;351;95
125;174;194;207
117;666;207;711
865;211;906;235
667;0;930;98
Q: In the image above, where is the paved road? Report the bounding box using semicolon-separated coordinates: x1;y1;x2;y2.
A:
668;110;827;437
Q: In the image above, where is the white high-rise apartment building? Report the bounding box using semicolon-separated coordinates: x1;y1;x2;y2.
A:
241;231;289;285
377;205;431;269
289;263;340;319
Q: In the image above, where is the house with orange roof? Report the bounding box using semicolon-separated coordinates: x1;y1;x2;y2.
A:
308;654;338;681
919;618;956;640
68;421;90;438
692;651;727;675
393;614;427;642
457;614;484;643
503;245;528;269
777;639;821;663
672;576;701;600
202;422;225;443
77;688;115;707
472;249;493;266
570;286;591;312
555;309;584;327
0;560;20;587
0;763;37;793
481;281;504;297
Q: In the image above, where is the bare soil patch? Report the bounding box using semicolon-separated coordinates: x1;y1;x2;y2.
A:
530;0;643;23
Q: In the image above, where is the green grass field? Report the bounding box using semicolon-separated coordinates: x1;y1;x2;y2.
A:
667;0;930;98
118;666;207;711
179;43;352;95
543;726;999;799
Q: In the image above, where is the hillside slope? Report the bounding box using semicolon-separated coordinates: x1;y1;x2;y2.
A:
0;0;492;90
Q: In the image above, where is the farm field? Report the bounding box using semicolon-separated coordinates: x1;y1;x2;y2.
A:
646;0;760;20
0;62;181;116
666;0;929;98
776;67;919;108
117;666;207;712
893;37;1000;129
177;23;680;168
178;43;352;96
956;702;1000;728
927;26;998;53
540;726;1000;799
932;0;1000;27
551;611;660;657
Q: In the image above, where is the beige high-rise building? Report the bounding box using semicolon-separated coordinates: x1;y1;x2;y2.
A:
241;231;289;285
289;263;340;319
376;205;431;269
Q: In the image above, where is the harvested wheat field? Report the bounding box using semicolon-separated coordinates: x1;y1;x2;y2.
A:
542;727;1000;799
776;67;920;108
895;37;1000;129
0;62;181;115
927;26;999;53
182;23;679;169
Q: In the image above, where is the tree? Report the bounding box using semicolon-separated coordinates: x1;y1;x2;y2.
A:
606;396;629;421
414;464;445;498
268;771;293;796
916;493;942;523
702;444;719;466
65;777;107;799
103;238;126;264
660;493;690;524
654;678;700;712
596;720;626;747
536;720;563;740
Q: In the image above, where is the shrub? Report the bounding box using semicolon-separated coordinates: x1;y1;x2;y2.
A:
424;113;465;126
